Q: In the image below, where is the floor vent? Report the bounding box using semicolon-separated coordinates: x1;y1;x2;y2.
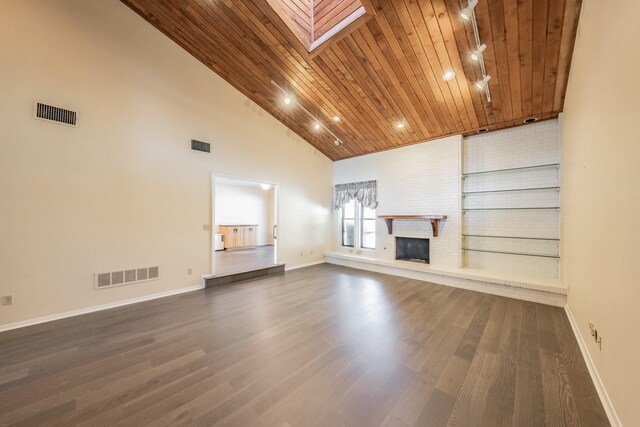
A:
95;266;160;289
33;101;78;126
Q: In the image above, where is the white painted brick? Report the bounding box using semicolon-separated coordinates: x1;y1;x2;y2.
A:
331;120;560;280
463;120;560;278
333;135;461;268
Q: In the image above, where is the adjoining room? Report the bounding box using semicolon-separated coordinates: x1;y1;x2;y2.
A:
213;176;278;277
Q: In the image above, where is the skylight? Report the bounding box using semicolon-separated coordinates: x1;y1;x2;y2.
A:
266;0;375;55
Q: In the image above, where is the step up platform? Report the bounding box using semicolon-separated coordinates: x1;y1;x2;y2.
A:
204;264;286;287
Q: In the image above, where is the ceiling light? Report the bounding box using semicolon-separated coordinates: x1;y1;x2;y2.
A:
261;183;271;190
314;122;321;130
523;117;538;124
475;75;491;91
332;115;341;122
470;44;486;62
478;128;489;133
284;96;291;105
442;70;456;81
396;122;405;129
334;139;341;146
460;0;478;20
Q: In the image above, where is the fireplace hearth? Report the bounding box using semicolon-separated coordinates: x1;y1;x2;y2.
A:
395;237;429;263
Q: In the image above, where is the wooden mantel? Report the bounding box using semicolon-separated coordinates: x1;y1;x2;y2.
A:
378;215;447;237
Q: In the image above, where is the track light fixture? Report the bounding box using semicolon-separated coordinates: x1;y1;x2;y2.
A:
470;44;486;62
271;80;344;147
475;75;491;91
461;1;491;102
460;0;478;20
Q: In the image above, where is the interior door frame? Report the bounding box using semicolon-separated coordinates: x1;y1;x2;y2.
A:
210;173;280;275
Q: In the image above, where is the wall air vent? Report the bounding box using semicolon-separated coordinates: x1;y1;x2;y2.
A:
191;139;211;153
95;266;160;289
191;139;210;153
33;102;78;126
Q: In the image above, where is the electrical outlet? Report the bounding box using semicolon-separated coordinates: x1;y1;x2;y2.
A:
2;295;13;305
187;268;192;275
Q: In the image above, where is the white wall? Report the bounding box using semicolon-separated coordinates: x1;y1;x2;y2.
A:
0;0;332;327
561;0;640;424
214;182;274;245
332;136;461;268
463;120;561;278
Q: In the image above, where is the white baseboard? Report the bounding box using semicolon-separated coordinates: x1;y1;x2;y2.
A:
325;254;566;307
0;285;203;333
285;260;325;271
564;305;621;427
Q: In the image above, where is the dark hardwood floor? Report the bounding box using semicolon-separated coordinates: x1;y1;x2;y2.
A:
0;264;608;426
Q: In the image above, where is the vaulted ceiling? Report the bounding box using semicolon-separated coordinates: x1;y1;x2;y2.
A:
121;0;582;161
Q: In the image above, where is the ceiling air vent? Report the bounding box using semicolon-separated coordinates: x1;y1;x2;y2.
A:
191;139;210;153
95;266;160;290
33;101;78;126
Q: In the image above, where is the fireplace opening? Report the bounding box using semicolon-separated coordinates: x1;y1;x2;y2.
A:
395;237;429;264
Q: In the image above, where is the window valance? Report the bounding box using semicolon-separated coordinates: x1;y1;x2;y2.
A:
333;180;378;210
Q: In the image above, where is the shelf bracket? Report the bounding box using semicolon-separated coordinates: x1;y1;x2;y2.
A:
383;218;394;234
430;219;440;237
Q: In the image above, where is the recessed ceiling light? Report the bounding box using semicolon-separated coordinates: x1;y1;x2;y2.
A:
470;44;486;62
523;117;538;124
478;128;489;133
475;75;491;91
314;122;321;130
460;0;478;20
442;70;456;81
284;96;291;105
396;122;405;129
334;139;341;146
332;115;341;122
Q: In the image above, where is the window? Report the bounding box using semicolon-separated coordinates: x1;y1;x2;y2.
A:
360;205;376;249
341;199;356;247
341;200;376;249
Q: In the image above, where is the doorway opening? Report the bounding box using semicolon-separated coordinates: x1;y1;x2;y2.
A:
212;176;279;276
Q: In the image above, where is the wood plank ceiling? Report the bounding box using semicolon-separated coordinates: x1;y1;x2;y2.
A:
121;0;582;161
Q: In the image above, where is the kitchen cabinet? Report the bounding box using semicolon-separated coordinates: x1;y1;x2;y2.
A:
219;225;257;250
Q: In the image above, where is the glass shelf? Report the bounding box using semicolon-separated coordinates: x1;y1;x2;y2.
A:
462;186;560;195
462;207;560;211
462;234;560;241
462;248;560;259
462;163;560;177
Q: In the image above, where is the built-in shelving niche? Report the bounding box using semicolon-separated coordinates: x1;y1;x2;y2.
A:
461;143;561;279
